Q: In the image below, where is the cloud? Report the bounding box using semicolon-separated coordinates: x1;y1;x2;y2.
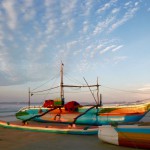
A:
100;45;116;54
124;1;132;7
0;25;4;47
23;0;34;8
138;87;150;91
2;0;17;30
135;2;139;6
82;0;93;16
112;8;120;14
97;0;117;13
24;9;35;21
45;19;57;35
113;56;127;64
66;19;74;31
109;5;139;32
66;40;77;49
0;52;22;85
88;39;123;58
138;85;150;91
82;21;89;33
93;16;115;35
77;56;89;73
112;45;124;52
60;0;77;18
36;42;48;53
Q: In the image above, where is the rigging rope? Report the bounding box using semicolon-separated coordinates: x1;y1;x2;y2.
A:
31;74;59;92
31;86;60;93
64;73;84;85
101;85;150;95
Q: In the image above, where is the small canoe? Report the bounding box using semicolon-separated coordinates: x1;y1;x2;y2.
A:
98;123;150;149
0;120;98;135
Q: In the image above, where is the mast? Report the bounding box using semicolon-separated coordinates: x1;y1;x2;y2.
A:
60;62;64;105
97;77;100;105
28;87;31;107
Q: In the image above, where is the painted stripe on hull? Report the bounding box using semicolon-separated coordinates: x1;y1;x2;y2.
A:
118;132;150;149
116;127;150;134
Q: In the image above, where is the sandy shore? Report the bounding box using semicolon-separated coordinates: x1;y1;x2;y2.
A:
0;127;142;150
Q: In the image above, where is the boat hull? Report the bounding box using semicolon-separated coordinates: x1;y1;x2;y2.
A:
16;102;150;125
98;124;150;149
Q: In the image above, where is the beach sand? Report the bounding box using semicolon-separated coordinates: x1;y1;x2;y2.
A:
0;127;143;150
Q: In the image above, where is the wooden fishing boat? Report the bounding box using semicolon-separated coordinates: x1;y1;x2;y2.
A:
0;120;98;135
16;102;150;126
15;63;150;126
98;122;150;149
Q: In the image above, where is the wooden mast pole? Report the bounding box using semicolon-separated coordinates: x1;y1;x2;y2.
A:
97;77;100;105
28;87;31;107
60;62;64;105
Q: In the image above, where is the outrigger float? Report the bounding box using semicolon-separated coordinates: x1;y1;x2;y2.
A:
16;63;150;126
0;120;98;135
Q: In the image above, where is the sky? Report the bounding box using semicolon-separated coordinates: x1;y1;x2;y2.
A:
0;0;150;103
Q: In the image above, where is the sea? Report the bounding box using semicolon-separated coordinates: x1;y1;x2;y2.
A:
0;102;41;122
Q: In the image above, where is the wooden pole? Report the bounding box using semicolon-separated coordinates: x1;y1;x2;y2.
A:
97;77;100;105
28;87;31;107
83;77;98;105
60;62;64;105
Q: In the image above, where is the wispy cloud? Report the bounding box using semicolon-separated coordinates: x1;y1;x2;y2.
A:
112;8;120;14
20;0;35;21
82;0;93;16
100;45;116;54
97;0;117;14
113;56;127;64
138;84;150;91
82;21;89;33
109;5;139;32
2;0;17;30
60;0;77;18
93;16;115;35
112;45;124;52
124;1;132;7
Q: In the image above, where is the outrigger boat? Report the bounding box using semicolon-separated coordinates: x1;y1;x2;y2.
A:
98;122;150;149
16;63;150;126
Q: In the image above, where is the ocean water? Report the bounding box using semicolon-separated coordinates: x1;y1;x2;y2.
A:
0;102;27;121
0;102;42;122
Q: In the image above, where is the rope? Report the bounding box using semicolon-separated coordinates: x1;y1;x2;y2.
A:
31;86;60;94
101;85;150;94
22;107;59;123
